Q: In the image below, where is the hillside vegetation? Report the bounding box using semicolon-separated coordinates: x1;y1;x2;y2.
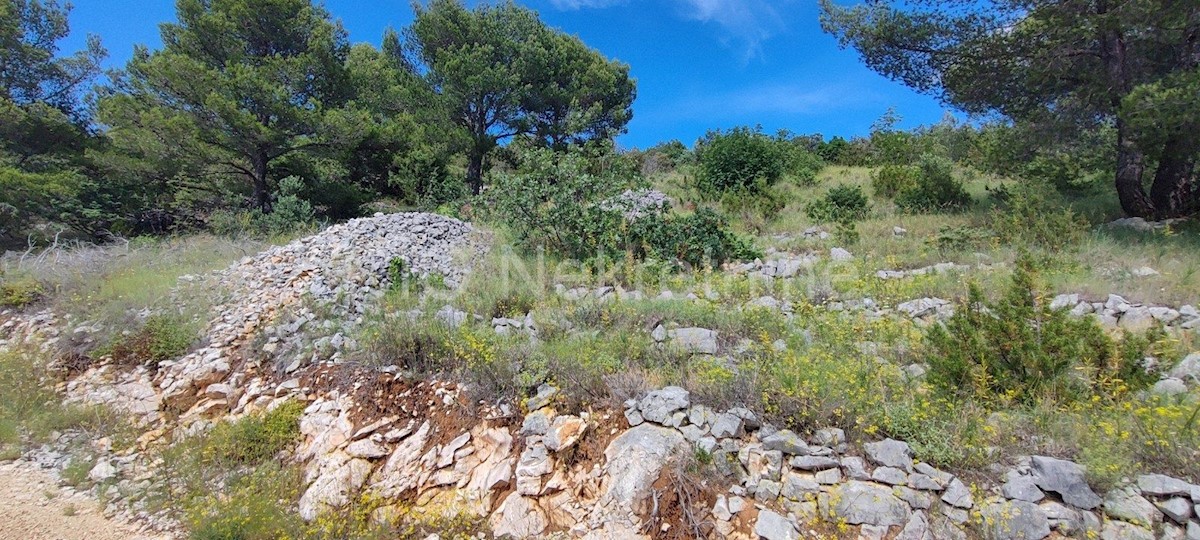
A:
1;0;1199;539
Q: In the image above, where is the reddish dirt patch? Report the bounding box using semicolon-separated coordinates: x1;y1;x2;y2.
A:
562;408;624;470
300;364;481;448
645;460;719;540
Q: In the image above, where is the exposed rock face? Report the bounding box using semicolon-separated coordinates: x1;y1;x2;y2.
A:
637;386;690;424
596;424;687;514
755;509;799;540
598;189;671;219
863;438;914;471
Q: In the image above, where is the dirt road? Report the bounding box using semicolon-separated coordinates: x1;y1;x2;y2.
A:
0;461;171;540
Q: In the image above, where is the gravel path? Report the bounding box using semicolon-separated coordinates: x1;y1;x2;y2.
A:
0;461;170;540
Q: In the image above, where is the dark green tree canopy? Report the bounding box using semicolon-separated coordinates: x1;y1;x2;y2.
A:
409;0;635;194
339;35;461;206
98;0;355;212
821;0;1200;219
0;0;104;121
1;0;110;243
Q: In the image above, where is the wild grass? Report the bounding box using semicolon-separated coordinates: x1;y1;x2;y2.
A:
652;165;1200;306
355;231;1200;482
0;347;127;462
1;235;272;369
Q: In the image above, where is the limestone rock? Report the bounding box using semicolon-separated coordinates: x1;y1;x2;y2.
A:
871;466;908;486
1104;485;1162;527
1137;473;1195;497
1099;520;1154;540
1168;353;1200;383
1158;497;1194;524
544;415;587;452
781;472;820;501
345;439;390;459
896;511;932;540
525;383;559;411
831;480;910;527
864;438;913;471
761;429;808;455
638;386;690;424
941;478;974;509
1153;378;1189;396
299;457;373;520
1002;476;1045;503
598;424;687;517
709;412;744;438
491;493;548;538
87;459;117;482
667;327;718;355
754;509;799;540
979;498;1050;540
1030;455;1101;509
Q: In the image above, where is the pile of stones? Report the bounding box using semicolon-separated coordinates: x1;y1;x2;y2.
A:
598;189;672;220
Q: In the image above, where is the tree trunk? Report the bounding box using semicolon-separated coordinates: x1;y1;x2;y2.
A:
1149;135;1200;219
251;149;272;213
466;149;484;196
1114;119;1154;218
1097;7;1159;219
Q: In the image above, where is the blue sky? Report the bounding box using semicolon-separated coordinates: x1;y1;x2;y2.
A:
61;0;957;149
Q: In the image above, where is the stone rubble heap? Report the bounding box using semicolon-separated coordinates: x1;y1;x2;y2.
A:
154;212;484;418
598;189;672;220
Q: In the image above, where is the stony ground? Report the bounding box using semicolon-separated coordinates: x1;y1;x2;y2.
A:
2;209;1199;539
0;461;167;540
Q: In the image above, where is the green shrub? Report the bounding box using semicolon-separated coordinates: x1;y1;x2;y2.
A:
895;155;971;212
629;208;761;268
989;186;1088;253
930;225;992;254
1023;152;1106;194
0;349;118;446
834;219;860;245
784;147;825;186
871;164;919;198
204;401;304;466
719;183;785;221
209;176;316;237
0;276;43;308
258;176;316;234
484;146;630;260
486;147;758;267
387;257;408;289
924;258;1134;405
694;126;786;196
104;314;195;369
805;185;871;223
184;464;305;540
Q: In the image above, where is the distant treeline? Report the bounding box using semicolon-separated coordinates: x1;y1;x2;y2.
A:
1;0;635;245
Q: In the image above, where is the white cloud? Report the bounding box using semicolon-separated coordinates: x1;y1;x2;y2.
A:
546;0;789;60
548;0;627;10
676;0;785;60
